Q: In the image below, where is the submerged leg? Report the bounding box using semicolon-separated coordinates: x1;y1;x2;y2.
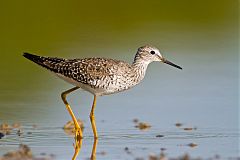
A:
90;95;98;139
72;136;82;160
61;86;83;139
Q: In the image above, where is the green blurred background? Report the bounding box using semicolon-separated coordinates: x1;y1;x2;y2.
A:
0;0;238;110
0;0;238;91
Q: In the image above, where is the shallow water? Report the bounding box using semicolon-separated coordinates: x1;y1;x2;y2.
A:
0;124;238;159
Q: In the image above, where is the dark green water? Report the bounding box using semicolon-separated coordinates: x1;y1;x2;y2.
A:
0;0;238;159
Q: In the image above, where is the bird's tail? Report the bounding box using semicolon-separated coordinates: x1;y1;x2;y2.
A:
23;52;65;72
23;53;46;65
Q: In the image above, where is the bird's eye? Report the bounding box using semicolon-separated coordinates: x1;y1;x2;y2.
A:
150;51;155;54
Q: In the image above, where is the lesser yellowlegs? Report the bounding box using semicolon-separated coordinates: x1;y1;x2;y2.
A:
23;45;182;139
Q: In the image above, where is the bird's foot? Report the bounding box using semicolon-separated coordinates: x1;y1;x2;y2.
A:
74;127;83;148
75;127;83;139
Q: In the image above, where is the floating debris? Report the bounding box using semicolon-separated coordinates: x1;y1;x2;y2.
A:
133;151;239;160
188;143;198;148
1;144;32;160
12;123;21;128
27;132;32;135
179;154;190;160
149;153;158;160
63;119;84;129
63;119;84;136
175;123;197;131
0;123;12;135
147;153;194;160
124;147;129;151
175;123;183;127
0;132;4;139
147;149;168;160
32;124;38;129
17;129;23;136
156;135;164;138
183;127;193;131
0;144;54;160
135;122;151;130
183;127;197;131
214;154;220;159
0;122;23;136
124;147;132;154
133;118;139;123
98;151;107;156
40;153;47;156
159;150;167;160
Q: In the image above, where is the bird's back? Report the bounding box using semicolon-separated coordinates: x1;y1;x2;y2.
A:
23;53;138;96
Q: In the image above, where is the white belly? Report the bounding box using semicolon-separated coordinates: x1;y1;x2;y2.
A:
55;73;118;96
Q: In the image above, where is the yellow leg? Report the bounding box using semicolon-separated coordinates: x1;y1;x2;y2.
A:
90;95;98;139
72;136;82;160
61;87;83;139
72;137;97;160
90;138;98;160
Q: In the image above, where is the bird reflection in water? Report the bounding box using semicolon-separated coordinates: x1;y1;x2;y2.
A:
72;133;98;160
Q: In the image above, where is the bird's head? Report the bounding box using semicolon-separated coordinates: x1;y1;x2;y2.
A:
135;45;182;70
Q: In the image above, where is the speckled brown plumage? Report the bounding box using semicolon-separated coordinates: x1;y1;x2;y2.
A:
23;45;182;96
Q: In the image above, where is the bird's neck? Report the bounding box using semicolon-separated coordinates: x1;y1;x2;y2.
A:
131;57;150;83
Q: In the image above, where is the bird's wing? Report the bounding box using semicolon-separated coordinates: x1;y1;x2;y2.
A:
23;53;131;87
55;58;131;86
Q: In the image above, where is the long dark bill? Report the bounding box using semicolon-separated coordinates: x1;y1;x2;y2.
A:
163;59;182;70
